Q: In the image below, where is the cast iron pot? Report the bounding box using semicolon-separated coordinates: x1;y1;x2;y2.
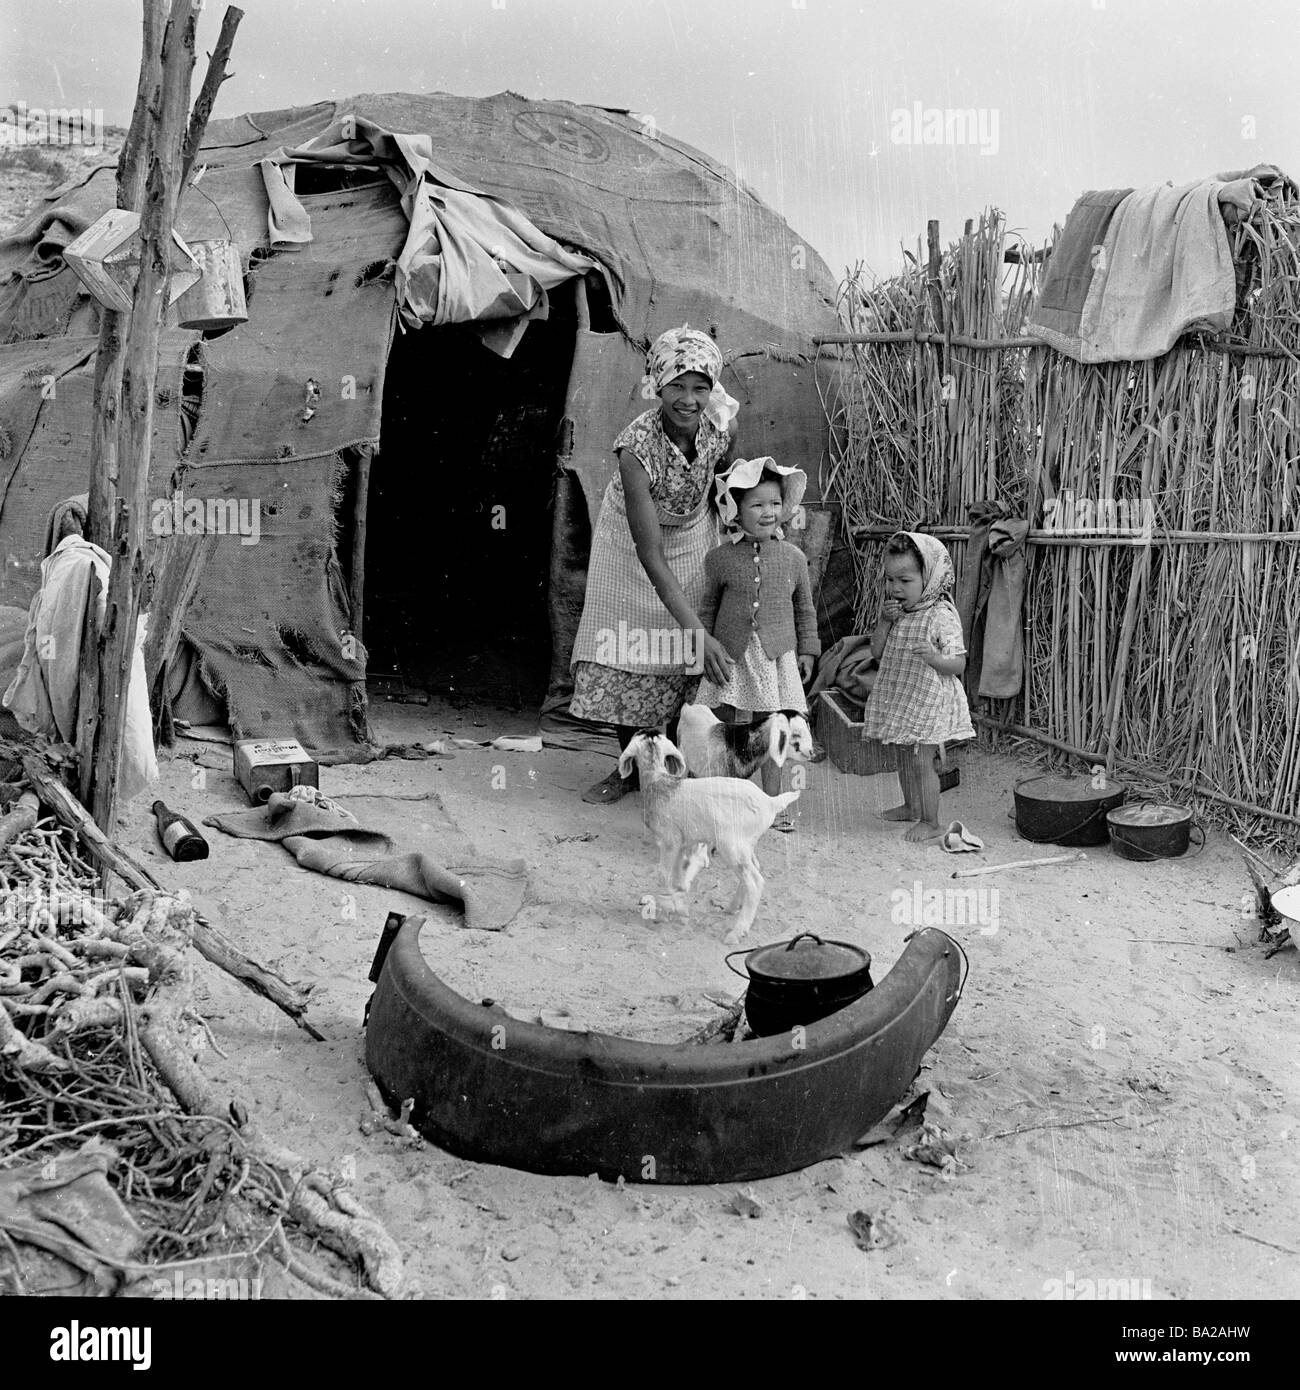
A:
1106;802;1206;860
726;932;874;1038
1014;773;1126;847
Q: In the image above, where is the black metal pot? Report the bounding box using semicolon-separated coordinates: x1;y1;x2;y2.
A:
1014;774;1126;847
1107;803;1206;860
726;933;874;1038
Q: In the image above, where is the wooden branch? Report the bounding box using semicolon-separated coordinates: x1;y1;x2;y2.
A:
951;851;1086;878
851;524;1300;546
87;0;166;546
20;753;323;1040
814;331;1297;359
88;0;198;837
75;567;103;806
348;445;373;645
0;791;39;852
133;899;398;1296
179;6;245;191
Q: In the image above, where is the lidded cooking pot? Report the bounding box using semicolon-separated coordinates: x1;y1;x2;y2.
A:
726;932;874;1037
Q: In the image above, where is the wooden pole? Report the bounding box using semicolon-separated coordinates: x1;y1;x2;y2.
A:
87;0;198;837
85;0;164;547
349;445;374;645
84;3;244;830
179;5;244;191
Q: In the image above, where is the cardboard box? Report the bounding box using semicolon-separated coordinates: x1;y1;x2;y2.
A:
814;690;961;789
233;738;319;805
63;208;200;314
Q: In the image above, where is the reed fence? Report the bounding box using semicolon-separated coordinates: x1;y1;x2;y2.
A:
820;196;1300;845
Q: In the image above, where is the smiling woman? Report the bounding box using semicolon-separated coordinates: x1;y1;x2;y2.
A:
567;325;740;803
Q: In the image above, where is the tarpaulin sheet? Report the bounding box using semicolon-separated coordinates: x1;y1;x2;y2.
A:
172;459;367;753
0;332;192;611
285;114;597;332
184;181;405;466
0;90;846;752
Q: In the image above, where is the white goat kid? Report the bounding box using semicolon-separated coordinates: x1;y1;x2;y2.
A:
677;703;816;781
618;731;800;944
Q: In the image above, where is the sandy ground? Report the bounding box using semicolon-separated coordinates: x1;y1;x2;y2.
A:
112;697;1299;1301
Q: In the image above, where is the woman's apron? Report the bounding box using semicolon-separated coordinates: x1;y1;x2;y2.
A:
570;471;719;678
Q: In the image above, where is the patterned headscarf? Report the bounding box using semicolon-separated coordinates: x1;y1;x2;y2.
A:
640;324;741;430
891;531;956;610
715;457;807;542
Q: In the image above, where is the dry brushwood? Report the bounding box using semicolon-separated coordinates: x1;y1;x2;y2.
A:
1;790;403;1296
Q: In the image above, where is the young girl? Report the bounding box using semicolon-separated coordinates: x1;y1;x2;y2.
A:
864;531;974;842
694;457;820;829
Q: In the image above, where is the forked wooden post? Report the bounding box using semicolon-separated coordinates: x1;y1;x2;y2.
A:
84;2;244;834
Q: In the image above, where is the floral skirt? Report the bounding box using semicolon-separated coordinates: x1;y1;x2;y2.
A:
694;636;807;717
569;662;698;727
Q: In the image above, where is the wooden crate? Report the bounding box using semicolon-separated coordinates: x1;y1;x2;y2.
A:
814;690;961;789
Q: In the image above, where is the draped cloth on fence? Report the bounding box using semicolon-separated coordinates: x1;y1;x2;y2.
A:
956;505;1028;700
1029;176;1267;362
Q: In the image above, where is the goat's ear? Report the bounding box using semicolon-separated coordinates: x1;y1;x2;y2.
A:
663;750;686;778
768;715;790;767
617;744;636;779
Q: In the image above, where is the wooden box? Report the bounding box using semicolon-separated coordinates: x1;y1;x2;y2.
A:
814;690;961;789
63;208;200;314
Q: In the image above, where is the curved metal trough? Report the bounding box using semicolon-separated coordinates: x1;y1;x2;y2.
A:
365;918;966;1184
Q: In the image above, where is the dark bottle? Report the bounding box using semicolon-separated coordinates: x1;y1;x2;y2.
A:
152;800;209;861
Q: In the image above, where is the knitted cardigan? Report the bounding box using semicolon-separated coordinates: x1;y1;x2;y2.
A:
697;537;821;662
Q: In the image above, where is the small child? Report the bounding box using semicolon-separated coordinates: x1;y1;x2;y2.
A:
694;457;820;829
864;531;974;842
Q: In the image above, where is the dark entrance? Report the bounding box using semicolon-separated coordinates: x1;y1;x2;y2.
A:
360;292;576;711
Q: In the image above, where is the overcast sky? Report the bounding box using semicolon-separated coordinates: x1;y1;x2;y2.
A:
3;0;1296;279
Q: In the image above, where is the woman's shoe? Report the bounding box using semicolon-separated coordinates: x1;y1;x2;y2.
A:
770;811;797;833
581;767;637;804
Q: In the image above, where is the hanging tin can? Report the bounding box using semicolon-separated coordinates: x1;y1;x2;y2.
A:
175;239;248;330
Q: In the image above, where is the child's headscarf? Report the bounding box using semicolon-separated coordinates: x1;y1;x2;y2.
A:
640;324;740;430
891;530;956;610
714;456;807;542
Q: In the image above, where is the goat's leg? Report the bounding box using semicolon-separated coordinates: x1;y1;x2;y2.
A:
722;856;765;945
676;843;710;898
652;837;690;919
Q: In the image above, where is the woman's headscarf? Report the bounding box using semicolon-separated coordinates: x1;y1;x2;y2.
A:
714;456;806;541
891;530;956;610
640;324;740;430
45;494;88;557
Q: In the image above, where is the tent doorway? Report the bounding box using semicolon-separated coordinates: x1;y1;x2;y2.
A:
359;292;577;711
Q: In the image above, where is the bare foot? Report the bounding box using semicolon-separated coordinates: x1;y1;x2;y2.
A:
904;821;943;843
881;805;914;822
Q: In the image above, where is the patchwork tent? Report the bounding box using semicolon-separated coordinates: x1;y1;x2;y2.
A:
0;91;850;753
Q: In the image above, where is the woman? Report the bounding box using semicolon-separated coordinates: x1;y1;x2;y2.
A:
570;326;739;803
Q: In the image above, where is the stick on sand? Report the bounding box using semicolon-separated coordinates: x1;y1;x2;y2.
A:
951;850;1087;879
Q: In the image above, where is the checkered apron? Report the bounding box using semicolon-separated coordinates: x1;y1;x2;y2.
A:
571;477;719;676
